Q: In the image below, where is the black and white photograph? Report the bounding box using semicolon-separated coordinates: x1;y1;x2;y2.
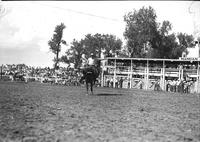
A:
0;1;200;142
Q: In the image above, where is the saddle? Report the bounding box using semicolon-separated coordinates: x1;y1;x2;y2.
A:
86;71;93;75
80;65;99;84
83;66;97;74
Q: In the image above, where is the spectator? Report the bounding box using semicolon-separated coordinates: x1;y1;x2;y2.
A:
154;79;160;91
115;78;118;88
119;77;123;88
110;77;113;88
106;77;110;87
166;80;170;92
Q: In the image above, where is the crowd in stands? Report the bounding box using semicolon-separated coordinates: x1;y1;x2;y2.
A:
0;64;197;93
0;64;82;86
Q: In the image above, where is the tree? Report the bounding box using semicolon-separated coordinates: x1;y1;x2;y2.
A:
83;33;103;58
48;23;66;69
124;6;195;59
152;33;179;58
60;55;70;64
177;33;194;48
83;33;122;58
172;33;195;58
62;33;122;68
103;34;122;57
61;39;85;69
149;23;194;59
124;6;157;57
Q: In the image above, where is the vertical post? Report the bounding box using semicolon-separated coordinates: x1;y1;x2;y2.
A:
146;60;149;90
101;72;104;87
180;64;183;80
113;59;116;88
163;61;166;90
130;59;133;88
178;65;180;80
162;61;165;91
101;59;104;87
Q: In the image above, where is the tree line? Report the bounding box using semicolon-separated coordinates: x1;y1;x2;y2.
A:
48;6;195;69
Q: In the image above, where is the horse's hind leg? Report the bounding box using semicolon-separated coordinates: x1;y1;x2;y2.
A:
90;82;93;95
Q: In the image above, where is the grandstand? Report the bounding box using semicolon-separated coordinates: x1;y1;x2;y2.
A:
100;57;200;93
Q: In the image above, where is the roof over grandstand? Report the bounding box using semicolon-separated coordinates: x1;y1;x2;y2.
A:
100;57;200;63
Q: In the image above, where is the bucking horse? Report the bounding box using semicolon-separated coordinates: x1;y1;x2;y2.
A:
79;63;101;95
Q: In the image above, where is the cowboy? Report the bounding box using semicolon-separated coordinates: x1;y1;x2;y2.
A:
88;53;95;67
79;53;98;83
87;53;99;79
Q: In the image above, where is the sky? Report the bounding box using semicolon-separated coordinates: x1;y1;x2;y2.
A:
0;1;200;67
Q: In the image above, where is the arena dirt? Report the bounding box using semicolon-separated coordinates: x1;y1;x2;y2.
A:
0;81;199;142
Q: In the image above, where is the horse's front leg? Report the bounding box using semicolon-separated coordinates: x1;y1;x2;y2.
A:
90;82;94;95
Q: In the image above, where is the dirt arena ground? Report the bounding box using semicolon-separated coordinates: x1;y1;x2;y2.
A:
0;81;199;142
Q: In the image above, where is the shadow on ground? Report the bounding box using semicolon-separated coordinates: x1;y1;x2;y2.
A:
96;93;123;96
